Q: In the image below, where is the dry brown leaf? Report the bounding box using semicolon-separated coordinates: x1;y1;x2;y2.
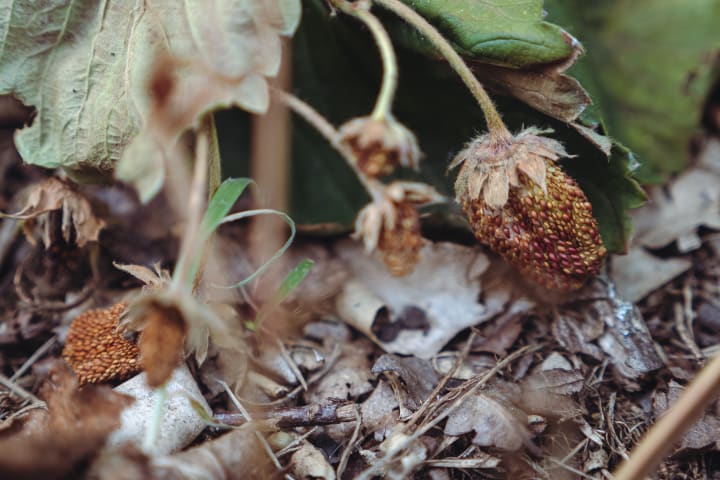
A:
290;440;336;480
0;177;104;247
336;241;518;358
372;354;440;418
360;380;399;442
632;138;720;252
594;291;664;380
653;381;720;452
470;37;589;125
0;361;132;480
552;313;604;360
518;367;584;419
148;424;273;480
611;247;692;302
304;339;374;405
444;389;532;451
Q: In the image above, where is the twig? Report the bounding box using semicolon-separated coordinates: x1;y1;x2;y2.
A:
0;373;45;407
171;121;209;293
336;405;362;479
404;330;477;430
250;38;292;283
214;400;358;428
613;351;720;480
9;336;57;382
275;337;308;391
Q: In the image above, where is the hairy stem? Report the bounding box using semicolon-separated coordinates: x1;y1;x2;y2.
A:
373;0;511;140
271;88;385;201
333;0;398;120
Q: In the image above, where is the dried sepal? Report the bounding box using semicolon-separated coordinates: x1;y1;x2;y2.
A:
62;303;141;384
339;115;421;177
136;302;187;388
453;128;570;210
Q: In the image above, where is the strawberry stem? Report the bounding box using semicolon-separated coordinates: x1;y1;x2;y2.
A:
271;88;385;202
372;0;511;141
332;0;398;122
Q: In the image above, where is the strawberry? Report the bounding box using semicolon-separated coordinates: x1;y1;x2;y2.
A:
453;128;607;291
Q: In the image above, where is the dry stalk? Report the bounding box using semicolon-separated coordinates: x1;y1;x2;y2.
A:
613;352;720;480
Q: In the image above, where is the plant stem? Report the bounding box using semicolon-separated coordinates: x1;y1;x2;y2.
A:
206;113;222;198
333;0;398;121
271;88;385;201
613;353;720;480
171;119;209;293
373;0;511;141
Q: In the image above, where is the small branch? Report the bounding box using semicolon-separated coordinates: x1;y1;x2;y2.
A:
373;0;511;140
213;400;358;429
332;0;398;120
613;352;720;480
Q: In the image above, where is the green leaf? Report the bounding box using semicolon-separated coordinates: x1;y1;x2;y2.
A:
0;0;300;198
200;178;253;240
288;0;643;251
395;0;573;67
545;0;720;183
274;259;314;303
218;209;297;288
253;258;314;327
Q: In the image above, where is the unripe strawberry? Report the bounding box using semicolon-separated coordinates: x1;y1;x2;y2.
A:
453;128;607;291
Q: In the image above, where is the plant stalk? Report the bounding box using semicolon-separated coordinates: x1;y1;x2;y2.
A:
613;353;720;480
373;0;511;140
271;88;385;202
171;118;209;293
333;0;398;121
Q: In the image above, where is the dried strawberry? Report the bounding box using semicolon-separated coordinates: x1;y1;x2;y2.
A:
339;115;421;177
453;128;607;291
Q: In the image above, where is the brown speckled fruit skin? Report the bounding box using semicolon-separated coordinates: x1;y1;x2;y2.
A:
62;303;141;384
462;161;606;291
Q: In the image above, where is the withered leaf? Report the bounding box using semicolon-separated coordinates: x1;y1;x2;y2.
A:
0;177;104;247
0;362;132;480
372;354;440;417
444;389;531;451
518;368;584;419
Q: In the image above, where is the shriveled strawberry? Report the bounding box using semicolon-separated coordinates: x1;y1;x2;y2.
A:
453;129;607;291
339;115;421;178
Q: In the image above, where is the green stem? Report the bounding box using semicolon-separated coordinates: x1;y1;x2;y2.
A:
373;0;511;140
334;0;398;120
